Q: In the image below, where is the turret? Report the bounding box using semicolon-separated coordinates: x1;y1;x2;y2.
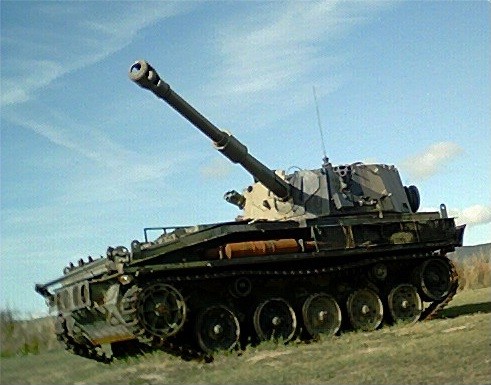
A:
130;59;421;222
129;60;290;201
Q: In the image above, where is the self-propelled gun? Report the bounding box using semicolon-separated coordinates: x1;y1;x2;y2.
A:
35;60;465;361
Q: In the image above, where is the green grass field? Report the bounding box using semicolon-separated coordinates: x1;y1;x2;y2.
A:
1;287;489;385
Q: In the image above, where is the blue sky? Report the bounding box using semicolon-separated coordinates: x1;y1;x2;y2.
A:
1;1;489;316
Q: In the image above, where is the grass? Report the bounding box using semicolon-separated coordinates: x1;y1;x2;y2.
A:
0;288;489;384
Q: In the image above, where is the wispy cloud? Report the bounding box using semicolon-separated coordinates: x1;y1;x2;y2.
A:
1;2;194;107
449;205;491;227
5;111;179;184
200;157;233;179
1;2;199;193
2;107;193;222
192;1;394;132
1;60;64;105
402;141;463;181
213;1;391;100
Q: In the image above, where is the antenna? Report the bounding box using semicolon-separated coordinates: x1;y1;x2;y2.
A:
313;86;329;167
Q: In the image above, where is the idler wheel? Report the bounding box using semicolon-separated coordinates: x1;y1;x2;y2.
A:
346;288;383;331
196;305;240;354
301;293;342;338
137;283;186;338
413;258;453;301
253;298;297;342
388;284;422;324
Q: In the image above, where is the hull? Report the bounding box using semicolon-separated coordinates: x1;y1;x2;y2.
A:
36;211;465;361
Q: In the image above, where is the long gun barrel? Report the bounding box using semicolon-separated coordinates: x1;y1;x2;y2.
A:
129;60;290;200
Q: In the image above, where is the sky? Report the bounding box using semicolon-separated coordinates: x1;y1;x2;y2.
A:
1;1;490;317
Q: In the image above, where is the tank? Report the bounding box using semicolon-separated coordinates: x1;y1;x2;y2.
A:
35;59;465;361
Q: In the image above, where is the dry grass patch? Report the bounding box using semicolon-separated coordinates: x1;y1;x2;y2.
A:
453;250;490;290
0;309;60;357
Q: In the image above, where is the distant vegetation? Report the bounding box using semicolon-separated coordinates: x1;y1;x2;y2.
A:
0;309;60;358
453;251;491;290
1;244;489;359
451;242;491;290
